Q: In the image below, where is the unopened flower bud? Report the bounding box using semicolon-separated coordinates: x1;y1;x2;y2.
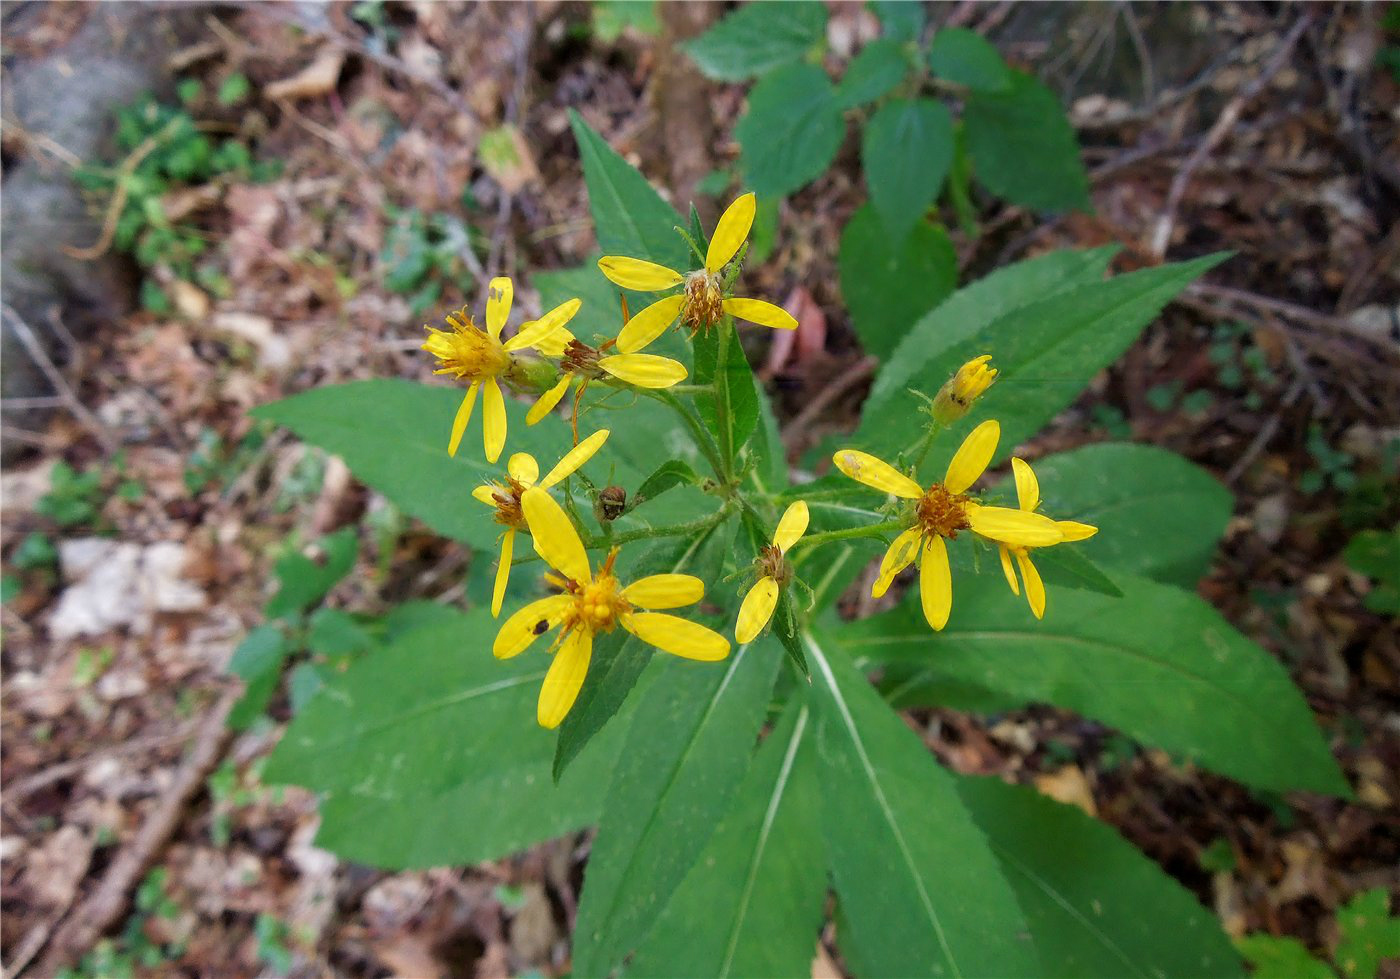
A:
931;355;997;424
596;485;627;522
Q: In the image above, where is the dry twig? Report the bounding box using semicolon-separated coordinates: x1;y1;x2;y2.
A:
29;686;241;978
2;304;118;453
1149;13;1314;258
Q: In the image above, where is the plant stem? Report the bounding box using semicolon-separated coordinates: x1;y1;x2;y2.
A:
584;504;733;549
713;319;734;477
789;519;907;551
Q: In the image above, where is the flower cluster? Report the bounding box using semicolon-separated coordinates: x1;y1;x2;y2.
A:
421;194;1101;727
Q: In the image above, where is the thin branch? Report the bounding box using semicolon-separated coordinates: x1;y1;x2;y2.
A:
1149;12;1313;258
2;304;118;453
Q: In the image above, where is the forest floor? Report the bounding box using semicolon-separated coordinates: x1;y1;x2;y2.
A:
2;2;1398;977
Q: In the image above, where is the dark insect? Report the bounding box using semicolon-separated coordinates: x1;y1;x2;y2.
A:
532;619;549;635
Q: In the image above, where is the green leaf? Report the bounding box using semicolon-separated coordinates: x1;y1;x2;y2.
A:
862;98;954;242
1345;528;1400;584
264;610;622;868
857;251;1226;468
1335;888;1400;979
571;637;782;976
953;774;1245;978
227;626;291;729
264;527;358;620
694;324;760;466
634;459;700;505
871;0;924;43
629;698;825;978
1234;936;1335;979
570;111;689;270
736;63;845;198
217;72;251;107
553;522;736;779
306;608;374;656
927;27;1013;92
838;204;956;359
683;1;828;81
964;70;1090;212
748;383;788;492
592;0;658;42
1031;544;1125;598
254;380;594;547
836;39;911;109
839;573;1349;795
1017;443;1235;587
804;629;1040;978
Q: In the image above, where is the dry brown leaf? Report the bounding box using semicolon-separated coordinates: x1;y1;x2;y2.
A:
1033;765;1099;817
266;47;345;101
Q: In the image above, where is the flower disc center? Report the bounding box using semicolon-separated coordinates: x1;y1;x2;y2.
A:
916;483;972;540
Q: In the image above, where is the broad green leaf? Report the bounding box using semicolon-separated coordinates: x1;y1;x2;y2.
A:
592;0;658;42
805;629;1040;978
839;204;956;359
1335;888;1400;979
553;521;737;779
1032;544;1125;598
570;110;689;270
254;380;588;546
927;28;1013;92
858;252;1227;471
1234;936;1335;979
264;610;621;868
571;636;782;976
864;245;1114;435
227;626;291;729
683;1;827;81
264;527;358;619
953;774;1245;978
1017;443;1234;587
964;70;1090;212
747;383;788;493
836;39;911;109
306;608;374;656
633;459;700;506
694;323;760;467
838;573;1349;796
1344;527;1400;615
871;0;924;43
863;98;954;242
736;63;845;198
629;698;825;978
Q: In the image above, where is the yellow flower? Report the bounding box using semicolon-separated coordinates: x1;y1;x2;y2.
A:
833;420;1062;631
596;192;798;352
472;429;610;617
735;500;808;643
931;355;998;425
421;277;580;461
997;458;1099;619
524;317;688;427
494;487;731;728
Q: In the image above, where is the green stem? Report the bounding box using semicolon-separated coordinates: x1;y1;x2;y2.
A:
584;504;732;549
789;519;907;552
713;318;734;477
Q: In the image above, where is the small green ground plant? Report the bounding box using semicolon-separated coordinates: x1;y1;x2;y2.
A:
235;113;1355;977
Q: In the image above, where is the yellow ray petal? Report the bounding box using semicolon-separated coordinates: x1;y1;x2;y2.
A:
1056;520;1099;542
772;500;809;553
919;535;952;631
833;449;923;499
492;529;515;617
599;353;688;388
527;373;573;426
1011;457;1039;512
521;486;591;584
598;256;684;292
505;298;582;352
540;429;609;489
944;419;1000;494
722;297;798;332
999;544;1020;595
966;504;1062;547
494;593;571;659
508;453;539;485
448;383;480;458
872;526;920;598
538;627;592;729
486;276;513;338
623;612;731;662
473;484;499;506
482;377;507;463
622;573;705;610
1016;549;1046;619
706;192;756;272
535;326;573;358
616;295;686;353
735;576;778;644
